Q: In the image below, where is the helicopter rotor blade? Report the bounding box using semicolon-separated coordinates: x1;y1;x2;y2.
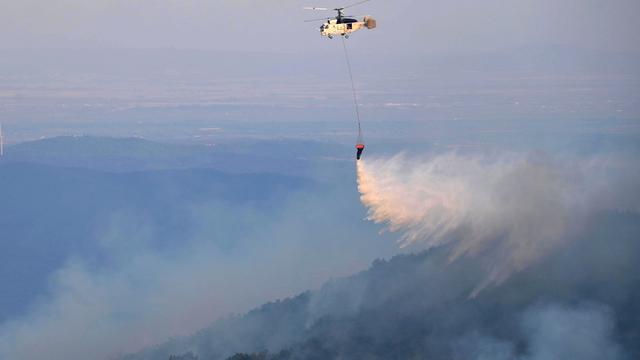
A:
343;0;372;10
303;7;330;11
304;17;332;22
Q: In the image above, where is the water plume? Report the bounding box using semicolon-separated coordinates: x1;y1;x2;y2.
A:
356;153;620;294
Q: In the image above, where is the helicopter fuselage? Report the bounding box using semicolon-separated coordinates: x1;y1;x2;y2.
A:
320;19;364;37
320;17;375;38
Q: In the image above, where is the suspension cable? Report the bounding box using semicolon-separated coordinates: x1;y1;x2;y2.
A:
341;36;363;143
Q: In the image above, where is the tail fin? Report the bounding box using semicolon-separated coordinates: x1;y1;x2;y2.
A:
364;16;377;29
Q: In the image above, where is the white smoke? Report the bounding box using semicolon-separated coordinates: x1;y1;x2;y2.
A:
522;304;625;360
357;152;636;294
455;304;626;360
0;187;393;360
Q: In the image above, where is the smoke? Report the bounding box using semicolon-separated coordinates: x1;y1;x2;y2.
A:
522;304;625;360
357;153;638;294
103;151;640;359
2;149;637;360
0;182;393;360
111;152;640;360
454;304;626;360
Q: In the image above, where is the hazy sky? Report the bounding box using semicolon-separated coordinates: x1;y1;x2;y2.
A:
1;0;639;53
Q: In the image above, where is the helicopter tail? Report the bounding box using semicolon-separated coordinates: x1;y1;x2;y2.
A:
364;16;377;29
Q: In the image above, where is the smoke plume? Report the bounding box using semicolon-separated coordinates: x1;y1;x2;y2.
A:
357;153;637;294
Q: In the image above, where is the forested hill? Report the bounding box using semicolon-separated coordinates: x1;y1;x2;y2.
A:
128;209;640;360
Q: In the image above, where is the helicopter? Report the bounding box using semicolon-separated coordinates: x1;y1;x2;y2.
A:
304;0;376;39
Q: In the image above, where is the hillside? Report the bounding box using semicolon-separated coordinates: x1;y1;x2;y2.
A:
127;210;640;360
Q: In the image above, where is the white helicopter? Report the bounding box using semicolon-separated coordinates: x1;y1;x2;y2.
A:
305;0;377;39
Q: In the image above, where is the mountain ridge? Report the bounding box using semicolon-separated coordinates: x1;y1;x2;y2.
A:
125;209;640;359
